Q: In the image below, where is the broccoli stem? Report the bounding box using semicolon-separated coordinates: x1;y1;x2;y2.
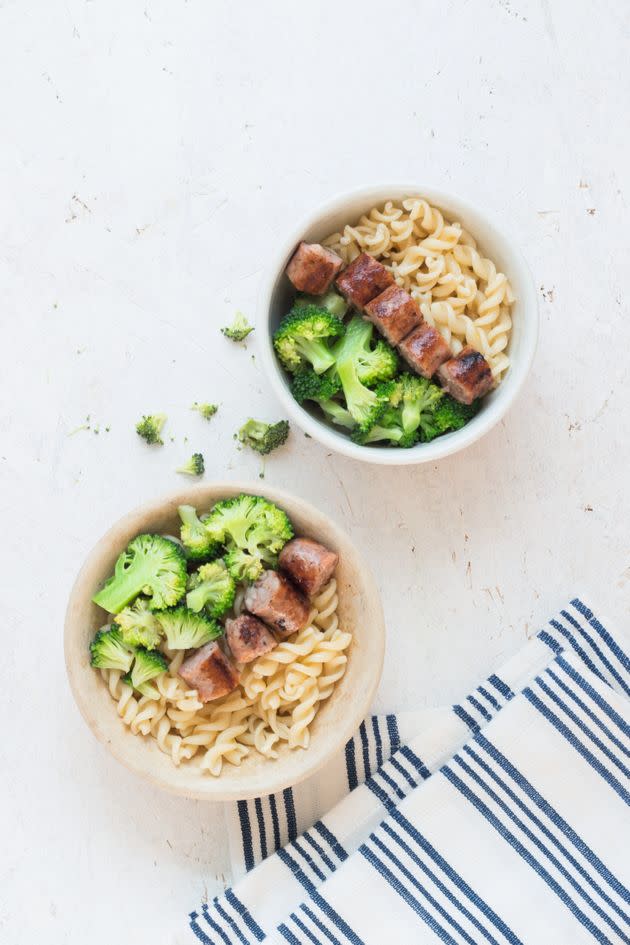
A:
296;338;336;375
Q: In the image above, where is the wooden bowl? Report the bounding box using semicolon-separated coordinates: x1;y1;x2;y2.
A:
64;481;385;801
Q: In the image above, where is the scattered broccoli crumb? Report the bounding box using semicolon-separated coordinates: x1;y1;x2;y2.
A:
136;413;167;445
176;453;205;477
221;311;254;342
237;418;289;455
191;402;218;420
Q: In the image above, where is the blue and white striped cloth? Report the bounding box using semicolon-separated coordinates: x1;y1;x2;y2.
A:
189;599;630;945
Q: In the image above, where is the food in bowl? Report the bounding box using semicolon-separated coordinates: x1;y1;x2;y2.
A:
274;196;515;449
89;494;350;777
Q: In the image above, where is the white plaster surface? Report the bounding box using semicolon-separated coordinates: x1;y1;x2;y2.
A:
1;0;629;941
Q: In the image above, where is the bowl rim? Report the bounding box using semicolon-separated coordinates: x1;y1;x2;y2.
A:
258;182;539;465
64;480;385;801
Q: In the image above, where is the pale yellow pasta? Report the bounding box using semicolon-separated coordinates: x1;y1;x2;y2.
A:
323;197;514;380
100;578;349;777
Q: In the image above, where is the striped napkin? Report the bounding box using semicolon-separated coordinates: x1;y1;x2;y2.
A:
189;599;630;945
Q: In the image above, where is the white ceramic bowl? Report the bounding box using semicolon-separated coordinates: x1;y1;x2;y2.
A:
259;184;539;465
64;482;385;801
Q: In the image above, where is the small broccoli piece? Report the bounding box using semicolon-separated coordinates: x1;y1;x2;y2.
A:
176;453;205;477
398;374;445;440
238;419;289;455
318;398;356;430
136;413;167;445
92;534;187;614
330;317;398;387
186;559;236;617
115;598;163;649
422;396;480;441
204;493;293;582
124;647;168;697
90;626;134;671
178;504;220;560
295;290;348;319
290;369;342;405
221;312;254;342
191;402;218;420
274;304;345;375
155;606;222;650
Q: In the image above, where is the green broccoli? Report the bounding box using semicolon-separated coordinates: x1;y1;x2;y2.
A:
422;396;480;441
221;312;254;342
155;606;222;650
318;398;356;430
136;413;167;445
92;534;187;614
399;374;445;439
204;493;293;582
273;304;345;375
295;289;348;319
332;320;396;432
186;559;236;617
123;647;168;698
90;626;134;671
178;504;220;560
115;598;163;650
176;453;205;477
237;419;289;455
191;402;218;420
290;369;341;405
329;316;398;387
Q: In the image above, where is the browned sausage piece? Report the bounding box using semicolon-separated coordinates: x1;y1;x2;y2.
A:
178;642;240;702
363;285;422;346
244;570;310;639
335;253;394;310
279;537;339;597
225;614;277;664
437;346;494;404
286;242;343;295
398;323;451;379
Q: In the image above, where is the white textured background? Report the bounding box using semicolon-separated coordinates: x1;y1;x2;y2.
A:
2;0;629;941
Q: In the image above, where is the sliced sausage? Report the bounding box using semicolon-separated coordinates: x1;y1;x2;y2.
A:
398;323;451;379
225;615;277;664
437;346;494;404
335;253;394;310
178;642;239;702
279;537;339;597
286;242;343;295
363;285;422;345
244;570;310;639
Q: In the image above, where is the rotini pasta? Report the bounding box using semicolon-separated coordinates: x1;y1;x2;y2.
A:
100;578;349;777
323;197;514;380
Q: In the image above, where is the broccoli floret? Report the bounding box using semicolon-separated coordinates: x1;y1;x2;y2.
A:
136;413;167;445
115;598;163;650
176;453;205;477
318;398;356;430
330;317;398;387
186;559;236;617
204;493;293;582
124;647;168;697
90;626;134;671
422;396;480;441
333;320;396;432
191;402;218;420
295;290;348;319
92;534;187;614
291;369;342;405
351;403;416;448
398;374;445;439
221;312;254;342
155;606;221;650
237;419;289;455
274;304;345;375
178;504;220;561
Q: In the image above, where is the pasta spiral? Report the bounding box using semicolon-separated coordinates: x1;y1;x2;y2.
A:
323;197;514;380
